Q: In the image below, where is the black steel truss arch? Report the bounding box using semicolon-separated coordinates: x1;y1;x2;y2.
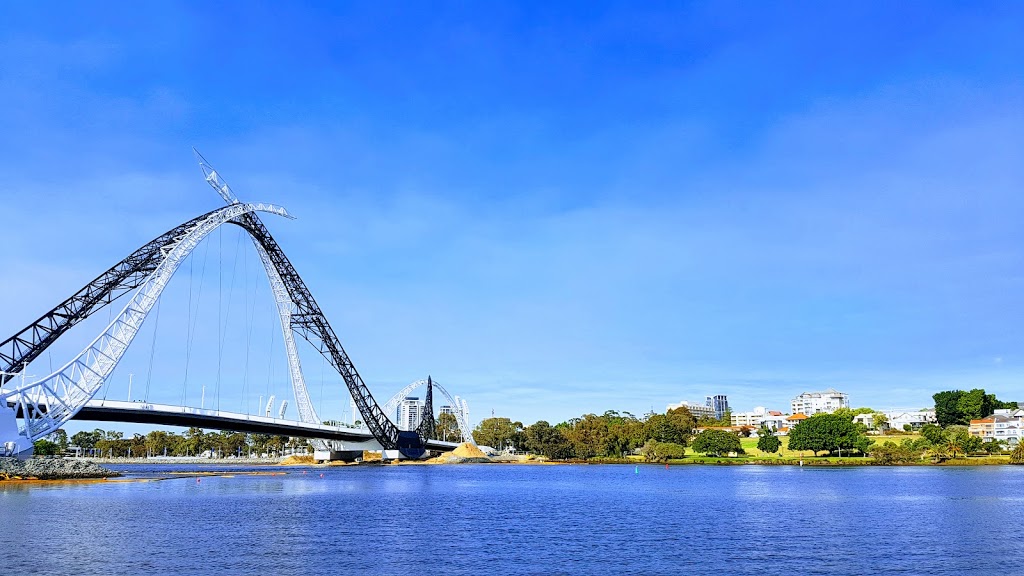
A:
230;214;424;457
2;204;426;458
0;209;223;386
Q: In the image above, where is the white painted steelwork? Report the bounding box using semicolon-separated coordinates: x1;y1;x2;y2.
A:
195;152;323;449
381;380;475;444
0;203;290;442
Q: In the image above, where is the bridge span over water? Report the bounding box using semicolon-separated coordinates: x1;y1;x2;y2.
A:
3;397;460;453
1;151;472;460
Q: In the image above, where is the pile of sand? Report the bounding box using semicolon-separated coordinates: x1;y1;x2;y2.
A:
423;442;491;464
451;443;488;458
279;455;315;466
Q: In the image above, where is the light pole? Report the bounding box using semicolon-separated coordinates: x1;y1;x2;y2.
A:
127;373;133;402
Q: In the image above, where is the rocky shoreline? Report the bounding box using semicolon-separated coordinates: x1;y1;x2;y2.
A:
0;457;120;480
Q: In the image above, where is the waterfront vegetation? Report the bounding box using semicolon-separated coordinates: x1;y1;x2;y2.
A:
470;388;1021;466
28;388;1020;466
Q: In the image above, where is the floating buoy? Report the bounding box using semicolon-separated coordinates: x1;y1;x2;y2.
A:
665;463;669;470
634;466;638;475
319;473;324;478
196;478;201;484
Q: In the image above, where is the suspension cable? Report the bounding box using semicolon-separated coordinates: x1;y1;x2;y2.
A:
144;296;162;402
216;227;243;412
181;235;211;406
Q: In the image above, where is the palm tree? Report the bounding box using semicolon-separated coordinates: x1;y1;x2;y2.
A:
1010;443;1024;464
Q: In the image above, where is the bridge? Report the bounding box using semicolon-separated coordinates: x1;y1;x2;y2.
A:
0;151;474;460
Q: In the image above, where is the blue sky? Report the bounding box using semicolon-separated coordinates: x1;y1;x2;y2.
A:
1;2;1022;431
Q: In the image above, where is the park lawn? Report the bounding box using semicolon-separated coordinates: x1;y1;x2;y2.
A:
690;435;882;459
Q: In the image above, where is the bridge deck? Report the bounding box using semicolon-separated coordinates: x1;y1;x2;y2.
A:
5;398;458;452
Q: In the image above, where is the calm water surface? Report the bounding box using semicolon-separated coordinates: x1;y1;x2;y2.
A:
3;464;1023;575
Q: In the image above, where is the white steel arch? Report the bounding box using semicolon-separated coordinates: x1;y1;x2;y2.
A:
382;379;474;444
0;203;290;443
197;155;320;434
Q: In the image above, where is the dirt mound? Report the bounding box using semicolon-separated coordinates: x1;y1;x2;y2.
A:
451;443;488;458
423;443;491;464
279;455;315;466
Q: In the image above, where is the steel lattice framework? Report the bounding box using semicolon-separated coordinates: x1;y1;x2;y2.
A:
382;378;475;444
0;203;290;441
0;154;463;459
195;152;424;458
0;210;226;386
416;376;436;440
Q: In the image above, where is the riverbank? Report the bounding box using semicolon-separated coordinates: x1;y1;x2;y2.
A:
79;456;286;465
0;457;120;480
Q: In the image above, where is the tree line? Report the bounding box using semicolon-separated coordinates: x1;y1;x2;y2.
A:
34;427;310;458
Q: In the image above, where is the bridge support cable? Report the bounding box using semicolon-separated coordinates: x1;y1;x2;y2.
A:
0;203;292;446
196;151;421;456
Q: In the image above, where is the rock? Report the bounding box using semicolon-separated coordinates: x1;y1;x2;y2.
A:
0;456;120;480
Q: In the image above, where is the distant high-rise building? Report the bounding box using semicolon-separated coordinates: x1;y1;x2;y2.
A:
706;395;729;420
790;389;849;415
440;405;455;416
399;396;423;431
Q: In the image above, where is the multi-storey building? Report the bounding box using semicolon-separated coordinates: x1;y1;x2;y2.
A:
666;399;716;420
398;396;423;431
969;410;1024;445
731;407;787;431
706;395;730;420
790;389;849;415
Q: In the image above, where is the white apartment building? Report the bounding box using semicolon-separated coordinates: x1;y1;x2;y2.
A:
791;389;849;415
398;397;423;431
969;409;1024;445
731;407;788;431
666;400;716;420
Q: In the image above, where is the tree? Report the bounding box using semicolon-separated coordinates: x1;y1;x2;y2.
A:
691;429;744;457
48;429;69;452
639;440;686;462
956;389;993;422
33;438;62;456
787;413;867;456
756;428;781;454
435;412;462;442
982;440;1005;455
183;427;206;456
1011;443;1024;464
933;390;966;426
872;413;889;431
644;410;693;446
472;417;522;451
933;388;1014;426
563;414;610;459
920;423;945;446
71;430;98;453
871;441;917;464
145;431;173;457
522;421;571;459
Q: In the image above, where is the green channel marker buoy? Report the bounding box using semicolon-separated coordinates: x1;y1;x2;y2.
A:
635;465;638;474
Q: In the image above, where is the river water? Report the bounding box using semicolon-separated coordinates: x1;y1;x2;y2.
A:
3;464;1023;575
